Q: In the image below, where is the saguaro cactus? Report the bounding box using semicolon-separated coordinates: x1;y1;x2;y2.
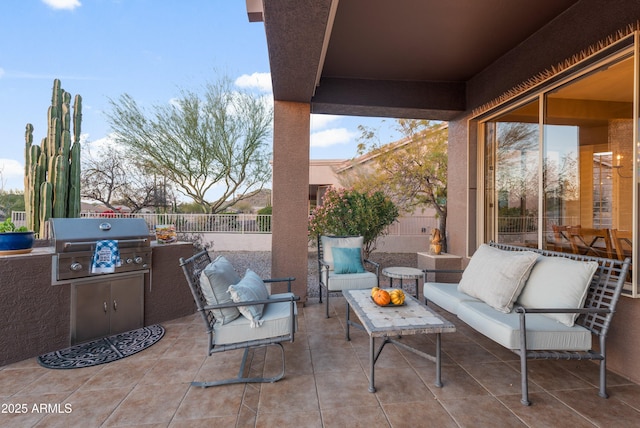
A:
24;79;82;237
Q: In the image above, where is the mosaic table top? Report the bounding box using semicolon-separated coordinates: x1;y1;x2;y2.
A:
343;289;456;337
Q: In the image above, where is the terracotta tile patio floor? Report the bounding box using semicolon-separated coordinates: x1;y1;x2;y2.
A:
2;296;640;427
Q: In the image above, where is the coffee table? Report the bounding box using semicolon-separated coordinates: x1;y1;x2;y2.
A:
382;266;424;298
343;289;456;392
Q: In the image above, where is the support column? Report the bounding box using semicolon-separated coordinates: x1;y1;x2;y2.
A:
271;101;310;303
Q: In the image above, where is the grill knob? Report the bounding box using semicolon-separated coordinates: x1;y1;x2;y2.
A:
126;258;133;264
70;262;83;272
134;256;143;264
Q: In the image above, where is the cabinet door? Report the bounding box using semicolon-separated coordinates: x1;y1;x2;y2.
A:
109;276;144;335
73;282;110;344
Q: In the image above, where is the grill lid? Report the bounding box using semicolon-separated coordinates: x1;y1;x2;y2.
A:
50;218;151;252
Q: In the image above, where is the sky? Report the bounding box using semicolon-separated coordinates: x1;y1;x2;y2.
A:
0;0;401;193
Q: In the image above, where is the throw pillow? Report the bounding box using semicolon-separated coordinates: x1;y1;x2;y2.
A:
228;269;270;327
200;256;241;324
458;244;539;313
332;247;365;274
518;256;598;326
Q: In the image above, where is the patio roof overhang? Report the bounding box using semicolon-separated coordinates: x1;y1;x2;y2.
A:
249;0;581;120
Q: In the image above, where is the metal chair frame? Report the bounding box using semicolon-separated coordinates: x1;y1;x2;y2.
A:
317;235;379;318
179;250;299;388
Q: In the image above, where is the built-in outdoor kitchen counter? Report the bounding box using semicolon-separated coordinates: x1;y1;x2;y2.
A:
0;237;195;367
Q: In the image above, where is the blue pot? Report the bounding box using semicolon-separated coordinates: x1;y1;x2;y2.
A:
0;231;35;252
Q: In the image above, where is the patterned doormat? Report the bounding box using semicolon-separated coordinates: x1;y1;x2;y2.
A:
37;324;165;369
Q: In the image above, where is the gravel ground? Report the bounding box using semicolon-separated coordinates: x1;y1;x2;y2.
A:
217;251;417;298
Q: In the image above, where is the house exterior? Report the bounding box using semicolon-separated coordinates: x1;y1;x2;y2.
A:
248;1;640;383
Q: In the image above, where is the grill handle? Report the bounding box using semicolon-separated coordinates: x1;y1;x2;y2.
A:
63;238;148;249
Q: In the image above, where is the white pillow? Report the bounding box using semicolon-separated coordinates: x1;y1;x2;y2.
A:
200;256;241;325
458;244;538;313
228;269;270;327
518;256;598;326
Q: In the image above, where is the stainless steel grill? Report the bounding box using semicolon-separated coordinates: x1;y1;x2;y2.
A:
50;218;152;283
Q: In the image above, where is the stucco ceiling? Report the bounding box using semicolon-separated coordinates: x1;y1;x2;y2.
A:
252;0;581;120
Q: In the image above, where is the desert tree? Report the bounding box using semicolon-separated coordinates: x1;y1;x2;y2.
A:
104;74;272;214
344;119;449;251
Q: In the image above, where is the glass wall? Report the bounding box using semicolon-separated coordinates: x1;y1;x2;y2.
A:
481;48;637;294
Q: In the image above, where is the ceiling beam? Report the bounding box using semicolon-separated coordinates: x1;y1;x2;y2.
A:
311;78;466;120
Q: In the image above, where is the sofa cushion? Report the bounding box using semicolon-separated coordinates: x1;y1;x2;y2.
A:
424;282;481;315
200;256;241;325
457;300;592;351
332;247;365;274
228;269;270;327
458;244;539;313
518;256;598;326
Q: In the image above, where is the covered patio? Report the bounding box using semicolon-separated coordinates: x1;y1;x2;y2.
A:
2;296;640;427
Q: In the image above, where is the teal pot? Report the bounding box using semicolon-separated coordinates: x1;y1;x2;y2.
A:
0;231;35;255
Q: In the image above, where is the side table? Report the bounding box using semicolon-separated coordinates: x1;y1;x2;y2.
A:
382;266;423;299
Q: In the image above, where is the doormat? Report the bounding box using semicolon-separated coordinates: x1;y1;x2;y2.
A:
37;324;165;369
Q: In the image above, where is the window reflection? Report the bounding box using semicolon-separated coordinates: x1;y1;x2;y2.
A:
483;52;635;291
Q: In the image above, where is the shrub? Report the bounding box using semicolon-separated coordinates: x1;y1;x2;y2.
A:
308;187;398;257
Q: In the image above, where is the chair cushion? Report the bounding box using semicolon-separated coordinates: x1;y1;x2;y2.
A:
321;236;364;270
228;269;269;327
327;271;377;291
457;300;591;351
458;244;538;313
332;247;365;274
518;256;598;326
213;299;297;345
200;256;241;325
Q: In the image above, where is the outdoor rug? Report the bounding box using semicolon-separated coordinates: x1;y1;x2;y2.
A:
37;324;165;369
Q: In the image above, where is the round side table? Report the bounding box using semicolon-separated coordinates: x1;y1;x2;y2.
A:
382;266;424;299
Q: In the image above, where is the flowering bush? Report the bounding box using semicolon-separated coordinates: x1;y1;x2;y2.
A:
308;187;398;257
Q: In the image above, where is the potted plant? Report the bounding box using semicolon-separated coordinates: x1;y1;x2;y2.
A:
0;218;35;255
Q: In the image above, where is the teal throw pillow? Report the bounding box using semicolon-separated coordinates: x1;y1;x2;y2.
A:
332;247;365;274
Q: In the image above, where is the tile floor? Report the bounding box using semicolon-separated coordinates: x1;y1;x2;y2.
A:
2;296;640;427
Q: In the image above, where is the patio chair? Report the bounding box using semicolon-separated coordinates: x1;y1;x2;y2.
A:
317;235;379;318
179;250;299;387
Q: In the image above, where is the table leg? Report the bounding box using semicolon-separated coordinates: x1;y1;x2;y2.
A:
414;278;419;299
435;333;442;388
369;335;376;393
346;302;351;341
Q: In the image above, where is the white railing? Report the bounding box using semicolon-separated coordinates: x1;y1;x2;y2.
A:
11;211;436;236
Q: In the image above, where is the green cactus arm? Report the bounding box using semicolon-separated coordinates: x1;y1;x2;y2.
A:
39;181;52;238
73;94;82;143
68;142;81;218
52;154;68;218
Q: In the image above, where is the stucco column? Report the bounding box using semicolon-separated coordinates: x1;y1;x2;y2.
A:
271;100;310;303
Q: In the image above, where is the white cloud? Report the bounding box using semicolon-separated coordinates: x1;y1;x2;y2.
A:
0;158;25;192
42;0;81;10
235;72;272;93
310;114;341;131
83;133;117;156
310;128;357;148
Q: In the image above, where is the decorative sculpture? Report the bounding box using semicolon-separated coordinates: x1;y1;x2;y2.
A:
430;228;442;255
